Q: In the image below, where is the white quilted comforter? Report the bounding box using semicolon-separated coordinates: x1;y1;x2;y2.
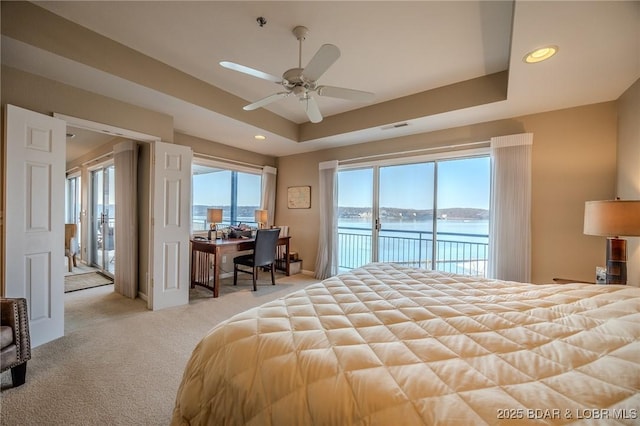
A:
172;263;640;425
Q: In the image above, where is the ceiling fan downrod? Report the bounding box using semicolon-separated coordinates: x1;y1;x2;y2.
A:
292;26;309;69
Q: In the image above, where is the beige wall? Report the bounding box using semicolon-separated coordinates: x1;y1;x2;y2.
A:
1;66;174;142
276;102;618;284
173;132;276;168
617;78;640;286
528;103;617;284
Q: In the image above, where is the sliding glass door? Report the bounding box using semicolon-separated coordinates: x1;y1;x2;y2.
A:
90;164;115;276
378;162;435;268
436;157;490;275
337;155;490;276
337;168;374;267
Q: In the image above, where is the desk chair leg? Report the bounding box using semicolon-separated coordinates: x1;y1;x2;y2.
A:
252;266;257;291
233;266;238;286
271;265;275;285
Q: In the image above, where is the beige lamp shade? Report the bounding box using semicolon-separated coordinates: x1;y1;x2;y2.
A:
207;208;223;224
254;209;268;225
584;200;640;237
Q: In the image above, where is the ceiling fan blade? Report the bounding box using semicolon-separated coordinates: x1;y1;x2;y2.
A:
302;44;340;82
300;96;323;123
317;86;375;102
243;92;290;111
220;61;282;84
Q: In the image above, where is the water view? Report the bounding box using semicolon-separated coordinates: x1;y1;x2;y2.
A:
338;213;489;276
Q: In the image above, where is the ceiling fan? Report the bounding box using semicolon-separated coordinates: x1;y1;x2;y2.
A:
220;25;375;123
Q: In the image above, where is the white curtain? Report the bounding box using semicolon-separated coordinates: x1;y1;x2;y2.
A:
315;160;339;279
114;141;138;298
488;133;533;282
261;166;277;228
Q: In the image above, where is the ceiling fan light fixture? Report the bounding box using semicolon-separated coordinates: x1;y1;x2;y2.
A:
523;45;558;64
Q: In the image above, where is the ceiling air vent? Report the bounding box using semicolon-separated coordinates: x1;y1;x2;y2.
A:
381;122;409;130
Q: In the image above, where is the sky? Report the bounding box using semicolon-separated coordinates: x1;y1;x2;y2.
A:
338;156;490;210
192;169;261;206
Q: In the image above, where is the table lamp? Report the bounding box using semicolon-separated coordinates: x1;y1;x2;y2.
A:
584;199;640;284
254;209;268;229
207;208;223;240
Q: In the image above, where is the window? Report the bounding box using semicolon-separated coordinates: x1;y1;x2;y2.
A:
337;152;490;276
192;161;262;231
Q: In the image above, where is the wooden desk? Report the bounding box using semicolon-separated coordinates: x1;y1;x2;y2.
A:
190;236;291;298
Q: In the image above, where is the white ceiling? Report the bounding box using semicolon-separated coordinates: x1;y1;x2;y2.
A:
2;1;639;160
65;126;115;163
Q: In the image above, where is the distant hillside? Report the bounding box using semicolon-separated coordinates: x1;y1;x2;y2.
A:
193;205;488;221
339;207;489;221
193;205;259;218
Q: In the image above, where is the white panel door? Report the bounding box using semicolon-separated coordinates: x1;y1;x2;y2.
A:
151;141;192;310
4;104;66;347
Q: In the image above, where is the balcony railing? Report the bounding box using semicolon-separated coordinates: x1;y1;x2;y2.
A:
338;226;488;277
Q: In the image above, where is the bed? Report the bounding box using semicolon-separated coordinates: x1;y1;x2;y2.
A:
172;263;640;425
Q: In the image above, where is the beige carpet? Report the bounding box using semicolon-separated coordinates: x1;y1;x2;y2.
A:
64;272;113;293
0;272;320;425
64;261;99;277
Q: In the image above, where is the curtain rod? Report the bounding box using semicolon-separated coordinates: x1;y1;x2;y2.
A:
339;140;489;165
193;152;265;169
80;151;113;167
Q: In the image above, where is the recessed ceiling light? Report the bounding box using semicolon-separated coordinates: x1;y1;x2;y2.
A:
254;135;266;140
523;45;558;64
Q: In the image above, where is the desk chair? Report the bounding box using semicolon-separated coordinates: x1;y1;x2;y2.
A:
233;228;280;291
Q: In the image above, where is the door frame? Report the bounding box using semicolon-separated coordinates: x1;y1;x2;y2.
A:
55;114;163;303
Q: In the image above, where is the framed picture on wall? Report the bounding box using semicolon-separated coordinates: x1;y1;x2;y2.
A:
287;186;311;209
